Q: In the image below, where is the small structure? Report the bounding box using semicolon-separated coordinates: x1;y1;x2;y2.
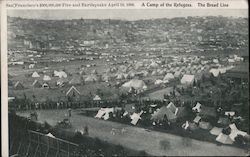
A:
199;121;212;130
42;83;50;89
182;121;190;130
229;123;248;141
122;79;147;90
32;80;42;88
31;71;40;78
167;102;177;114
209;68;220;77
151;106;177;123
163;73;175;81
56;78;69;87
210;127;223;136
84;75;98;82
54;70;67;78
130;111;143;125
193;116;201;124
192;102;202;113
14;81;24;90
93;95;101;101
46;133;55;138
43;75;51;81
66;86;81;98
180;74;195;85
216;133;233;144
95;108;114;120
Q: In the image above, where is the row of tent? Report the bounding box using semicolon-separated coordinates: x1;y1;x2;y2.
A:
95;102;188;125
13;73;195;93
27;63;233;86
209;66;234;77
31;71;67;79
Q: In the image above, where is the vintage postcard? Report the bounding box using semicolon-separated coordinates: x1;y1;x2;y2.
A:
1;0;249;156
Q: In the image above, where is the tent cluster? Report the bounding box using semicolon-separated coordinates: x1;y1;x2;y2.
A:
189;102;249;145
214;124;248;144
150;102;187;124
95;108;115;120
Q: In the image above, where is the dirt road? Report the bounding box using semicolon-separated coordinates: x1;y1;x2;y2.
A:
16;110;248;156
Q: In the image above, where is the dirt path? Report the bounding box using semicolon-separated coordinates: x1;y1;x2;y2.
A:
16;110;248;156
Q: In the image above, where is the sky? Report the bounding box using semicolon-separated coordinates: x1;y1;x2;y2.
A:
8;9;248;21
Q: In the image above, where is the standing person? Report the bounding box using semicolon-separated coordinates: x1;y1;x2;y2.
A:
35;103;39;110
68;108;71;117
84;125;89;135
57;102;60;109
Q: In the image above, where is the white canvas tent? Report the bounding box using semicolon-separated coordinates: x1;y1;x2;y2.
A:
42;83;49;89
163;73;175;81
43;75;51;81
193;116;201;124
32;71;40;78
199;121;212;130
130;111;143;125
167;102;177;114
192;102;202;112
174;71;181;78
95;108;114;120
182;121;190;130
209;68;220;77
229;123;248;141
46;133;55;138
57;78;69;86
149;62;159;68
85;75;98;82
180;74;195;85
122;79;147;90
216;133;233;144
66;86;80;96
155;79;163;85
93;95;101;101
54;71;67;78
210;127;223;136
32;80;42;88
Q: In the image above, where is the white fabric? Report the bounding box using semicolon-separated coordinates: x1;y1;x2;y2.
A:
43;75;51;81
155;79;163;85
122;79;147;90
216;133;233;144
130;111;143;125
95;109;106;118
95;108;114;120
209;68;220;77
210;127;223;136
192;102;202;112
163;73;175;81
32;71;40;78
229;123;248;141
193;116;201;123
181;74;195;85
93;95;101;101
225;111;235;116
46;133;55;138
182;121;189;130
54;71;67;78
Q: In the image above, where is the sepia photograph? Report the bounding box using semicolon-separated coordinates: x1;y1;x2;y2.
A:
6;8;249;156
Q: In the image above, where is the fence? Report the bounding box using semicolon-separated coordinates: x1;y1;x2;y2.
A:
10;130;79;157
